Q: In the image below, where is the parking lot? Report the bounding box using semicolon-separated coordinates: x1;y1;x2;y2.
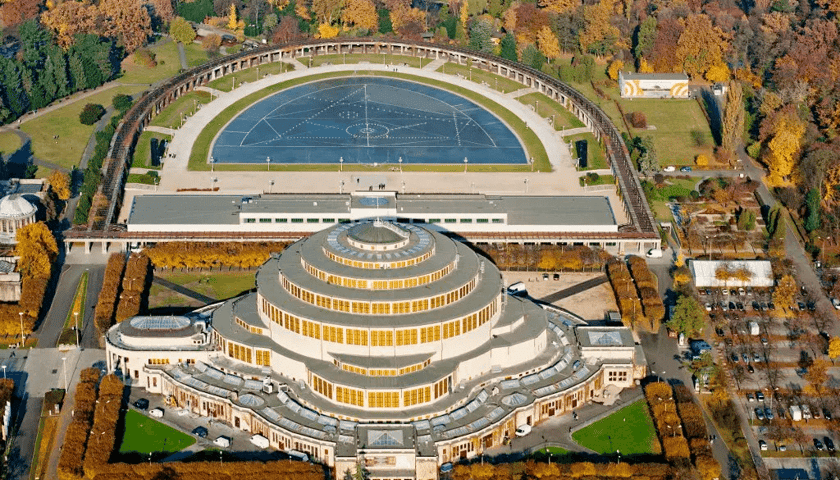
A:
695;284;840;458
125;387;285;460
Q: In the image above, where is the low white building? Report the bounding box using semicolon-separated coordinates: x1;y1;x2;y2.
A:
690;260;774;288
619;72;690;99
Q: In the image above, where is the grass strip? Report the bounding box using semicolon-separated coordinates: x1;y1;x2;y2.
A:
189;71;550;172
29;413;58;480
57;271;88;347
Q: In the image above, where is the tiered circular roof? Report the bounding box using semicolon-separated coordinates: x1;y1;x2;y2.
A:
0;194;35;219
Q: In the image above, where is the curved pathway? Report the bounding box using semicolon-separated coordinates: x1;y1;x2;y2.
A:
156;63;609;206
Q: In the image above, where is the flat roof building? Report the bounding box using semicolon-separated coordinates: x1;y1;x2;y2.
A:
619;72;690;99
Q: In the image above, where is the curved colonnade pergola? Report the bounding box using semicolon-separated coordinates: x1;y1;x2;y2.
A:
78;38;657;245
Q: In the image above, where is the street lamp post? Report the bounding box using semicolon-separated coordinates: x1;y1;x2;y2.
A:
18;312;24;347
268;180;274;194
74;311;80;346
463;157;468;173
339;156;343;172
266;156;271;171
398;156;402;173
340;180;344;194
210;156;215;172
524;178;529;193
2;365;6;379
61;356;67;390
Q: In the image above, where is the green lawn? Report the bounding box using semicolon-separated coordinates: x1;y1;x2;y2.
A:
190;70;549;172
517;93;585;130
572;400;660;456
579;174;614;187
149;90;212;130
206;62;294;92
132;131;170;169
437;62;524;93
0;131;21;155
126;173;159;185
309;53;432;69
120;39;209;85
20;85;147;169
566;132;607;170
618;98;714;165
158;270;256;301
119;409;195;455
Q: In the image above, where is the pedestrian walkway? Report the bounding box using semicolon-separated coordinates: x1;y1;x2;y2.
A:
422;58;446;71
0;127;69;172
559;127;590;137
283;57;308;70
196;86;224;98
152;277;216;304
144;125;177;136
508;87;538;99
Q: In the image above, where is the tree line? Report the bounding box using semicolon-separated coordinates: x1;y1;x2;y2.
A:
145;242;289;270
450;460;673;479
58;368;100;480
95;253;126;337
606;256;661;333
0;223;56;340
475;244;606;272
114;253;151;323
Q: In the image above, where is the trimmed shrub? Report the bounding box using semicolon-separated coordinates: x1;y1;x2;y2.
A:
95;254;125;335
79;104;105;125
630;111;648;129
112;94;133;112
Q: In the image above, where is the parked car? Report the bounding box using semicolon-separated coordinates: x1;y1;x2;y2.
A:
759;440;768;451
753;353;761;362
798;301;807;311
761;337;769;346
768;302;776;310
133;398;149;410
755;408;765;420
680;166;693;172
742;353;750;363
832;297;840;310
825;437;835;452
825;409;833;420
747;364;755;373
214;436;231;448
722;289;730;296
814;438;825;451
764;407;774;420
149;408;164;418
746;393;755;402
553;273;560;280
737;302;745;311
729;301;737;311
779;444;787;452
664;165;676;172
752;301;761;310
705;303;712;312
756;391;765;401
515;424;532;437
191;426;208;438
738;287;746;296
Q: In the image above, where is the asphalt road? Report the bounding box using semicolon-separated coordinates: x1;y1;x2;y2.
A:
35;264;104;349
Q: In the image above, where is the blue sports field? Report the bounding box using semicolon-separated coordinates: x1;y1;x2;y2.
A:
210;77;527;165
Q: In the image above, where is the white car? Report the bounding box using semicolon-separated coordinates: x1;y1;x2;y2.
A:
832;298;840;310
149;408;164;418
759;440;768;451
214;436;231;448
663;165;676;172
515;424;532;437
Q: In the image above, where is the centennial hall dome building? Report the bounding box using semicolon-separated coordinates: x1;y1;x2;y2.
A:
106;220;645;479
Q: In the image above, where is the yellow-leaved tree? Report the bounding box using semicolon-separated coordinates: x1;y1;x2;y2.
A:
538;0;579;14
638;57;654;72
342;0;377;31
764;107;805;185
772;274;797;311
829;336;840;361
537;26;561;63
48;170;71;201
460;0;469;27
607;59;623;80
228;3;238;30
579;0;621;54
675;14;729;79
705;62;730;83
318;22;340;38
15;222;58;279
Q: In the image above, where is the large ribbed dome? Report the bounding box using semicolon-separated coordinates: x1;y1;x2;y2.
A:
347;221;407;245
0;194;35;219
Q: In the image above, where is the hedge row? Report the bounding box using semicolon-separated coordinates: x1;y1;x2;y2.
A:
452;460;672;480
84;375;124;477
75;113;124;225
95;253;126;335
627;256;665;331
114;253;151;323
145;242;289;270
58;367;100;480
674;386;721;480
606;259;646;329
91;461;324;480
475;244;607;271
644;382;690;461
